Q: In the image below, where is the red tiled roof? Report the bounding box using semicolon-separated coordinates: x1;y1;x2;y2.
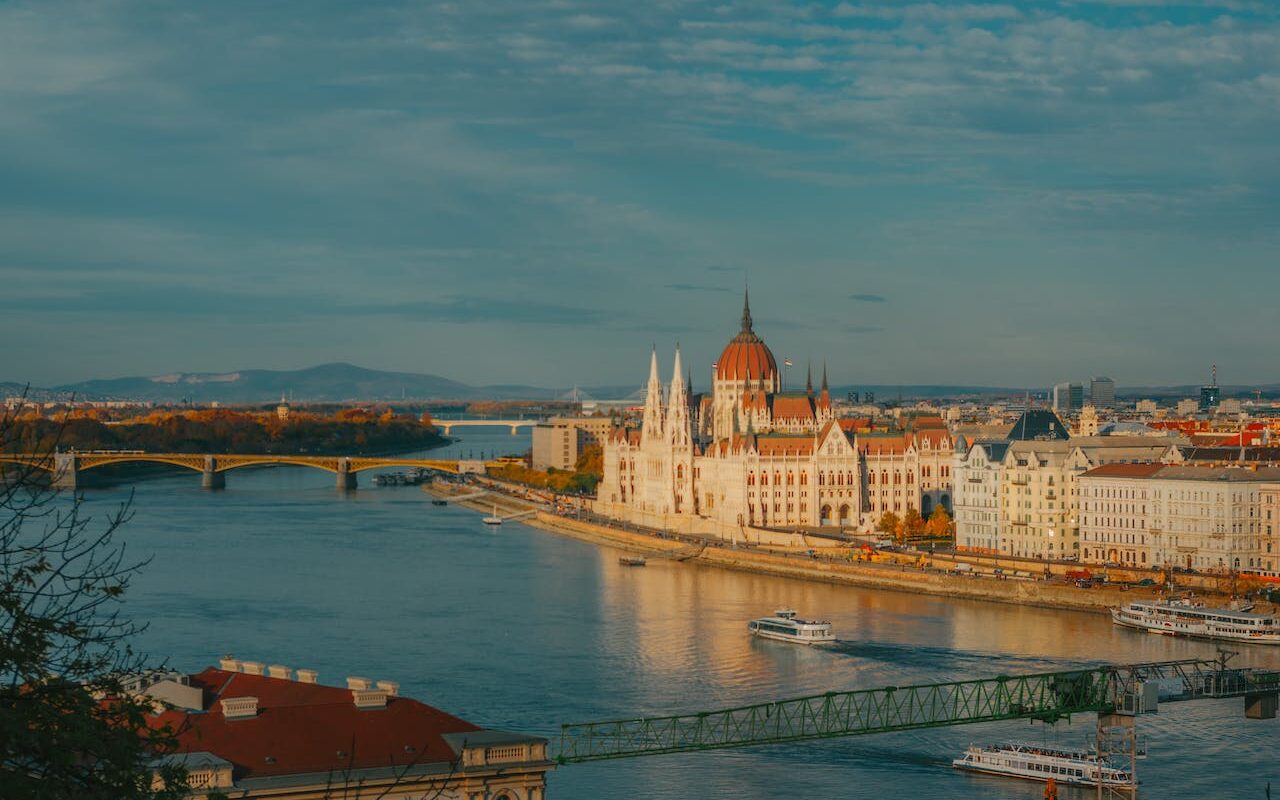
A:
771;395;815;420
150;669;480;780
755;437;815;456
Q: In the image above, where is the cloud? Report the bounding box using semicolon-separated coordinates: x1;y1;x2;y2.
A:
851;293;888;303
665;282;729;292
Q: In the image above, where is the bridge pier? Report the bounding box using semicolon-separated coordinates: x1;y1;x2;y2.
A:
336;459;357;491
52;453;80;491
202;456;226;490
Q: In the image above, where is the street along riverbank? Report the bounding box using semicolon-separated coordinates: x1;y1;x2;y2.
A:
423;481;1165;615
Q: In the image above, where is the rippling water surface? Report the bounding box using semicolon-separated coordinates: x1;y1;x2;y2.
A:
78;429;1279;799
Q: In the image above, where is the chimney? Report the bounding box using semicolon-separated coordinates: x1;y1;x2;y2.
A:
296;668;318;684
267;665;292;680
221;696;259;720
375;680;400;697
346;676;372;690
219;656;241;672
352;688;387;709
241;661;265;676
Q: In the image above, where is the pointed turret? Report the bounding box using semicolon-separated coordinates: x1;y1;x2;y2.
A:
817;362;832;415
668;346;692;449
740;287;753;333
641;347;665;440
805;363;813;396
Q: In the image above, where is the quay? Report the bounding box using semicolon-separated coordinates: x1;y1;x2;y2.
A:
425;480;1180;615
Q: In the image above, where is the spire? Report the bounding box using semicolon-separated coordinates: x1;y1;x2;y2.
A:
805;363;813;395
669;345;686;401
642;347;665;440
740;287;753;333
668;346;691;449
821;363;829;392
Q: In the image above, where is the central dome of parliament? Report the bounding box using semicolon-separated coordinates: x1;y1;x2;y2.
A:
716;291;778;382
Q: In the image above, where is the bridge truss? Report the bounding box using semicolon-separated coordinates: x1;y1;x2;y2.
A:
555;658;1280;764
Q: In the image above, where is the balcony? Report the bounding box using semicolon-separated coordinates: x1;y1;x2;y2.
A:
1010;478;1029;486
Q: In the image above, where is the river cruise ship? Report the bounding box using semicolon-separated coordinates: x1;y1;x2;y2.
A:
747;610;834;645
952;743;1133;788
1111;598;1280;645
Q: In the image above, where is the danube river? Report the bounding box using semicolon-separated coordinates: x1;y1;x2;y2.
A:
82;429;1278;799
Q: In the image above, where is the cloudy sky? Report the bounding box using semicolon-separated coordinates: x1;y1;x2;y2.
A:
3;0;1278;391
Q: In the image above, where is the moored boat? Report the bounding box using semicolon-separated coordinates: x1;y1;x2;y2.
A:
1111;598;1280;645
952;742;1133;788
747;609;834;644
482;504;503;526
619;556;647;567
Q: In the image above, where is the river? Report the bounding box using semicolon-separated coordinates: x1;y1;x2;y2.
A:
74;427;1278;799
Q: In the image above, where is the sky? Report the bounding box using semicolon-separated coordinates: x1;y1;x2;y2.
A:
2;0;1279;392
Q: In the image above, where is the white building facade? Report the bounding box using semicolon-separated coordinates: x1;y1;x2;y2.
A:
596;295;862;537
1080;465;1280;574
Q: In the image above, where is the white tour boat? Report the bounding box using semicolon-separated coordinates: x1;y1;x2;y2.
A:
952;743;1134;788
481;504;503;526
1111;598;1280;645
747;610;834;645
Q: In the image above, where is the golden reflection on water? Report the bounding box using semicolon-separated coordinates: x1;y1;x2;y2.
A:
593;542;1280;712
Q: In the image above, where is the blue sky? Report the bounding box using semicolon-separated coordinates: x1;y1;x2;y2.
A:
3;0;1278;390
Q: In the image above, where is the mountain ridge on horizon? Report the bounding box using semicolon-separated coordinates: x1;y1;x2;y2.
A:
5;362;1278;404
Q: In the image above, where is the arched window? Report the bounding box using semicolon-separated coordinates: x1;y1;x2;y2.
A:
800;472;808;486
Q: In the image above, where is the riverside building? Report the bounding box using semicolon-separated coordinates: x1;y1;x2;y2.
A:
598;294;922;536
145;659;553;800
953;409;1183;560
1079;464;1280;574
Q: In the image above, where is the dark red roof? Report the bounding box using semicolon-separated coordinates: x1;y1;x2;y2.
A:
1080;463;1165;478
150;668;480;780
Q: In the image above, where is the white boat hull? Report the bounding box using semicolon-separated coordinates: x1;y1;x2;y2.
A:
953;744;1133;788
952;762;1128;788
1111;607;1280;646
750;628;835;645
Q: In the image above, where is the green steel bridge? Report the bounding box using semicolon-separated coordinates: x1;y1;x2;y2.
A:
555;657;1280;764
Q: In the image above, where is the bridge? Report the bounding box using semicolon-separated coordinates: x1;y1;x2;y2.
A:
432;419;540;436
0;452;488;491
555;656;1279;796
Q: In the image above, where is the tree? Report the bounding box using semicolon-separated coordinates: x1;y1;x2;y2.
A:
1;395;188;799
926;506;954;540
874;511;900;539
900;508;925;543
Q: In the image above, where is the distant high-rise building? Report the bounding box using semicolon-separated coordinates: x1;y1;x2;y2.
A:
1200;363;1221;410
1090;377;1116;409
1052;382;1084;413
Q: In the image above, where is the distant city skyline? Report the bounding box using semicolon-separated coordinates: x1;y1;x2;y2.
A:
3;1;1278;388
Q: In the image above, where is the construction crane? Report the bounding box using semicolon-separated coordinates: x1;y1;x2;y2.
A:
556;655;1280;797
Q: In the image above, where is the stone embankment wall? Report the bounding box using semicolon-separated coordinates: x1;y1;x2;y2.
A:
425;480;1201;614
526;513;1147;614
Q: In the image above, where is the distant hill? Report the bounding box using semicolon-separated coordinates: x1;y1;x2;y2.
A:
8;364;1278;404
51;363;544;403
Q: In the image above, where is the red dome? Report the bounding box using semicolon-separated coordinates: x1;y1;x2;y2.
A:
716;291;777;382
